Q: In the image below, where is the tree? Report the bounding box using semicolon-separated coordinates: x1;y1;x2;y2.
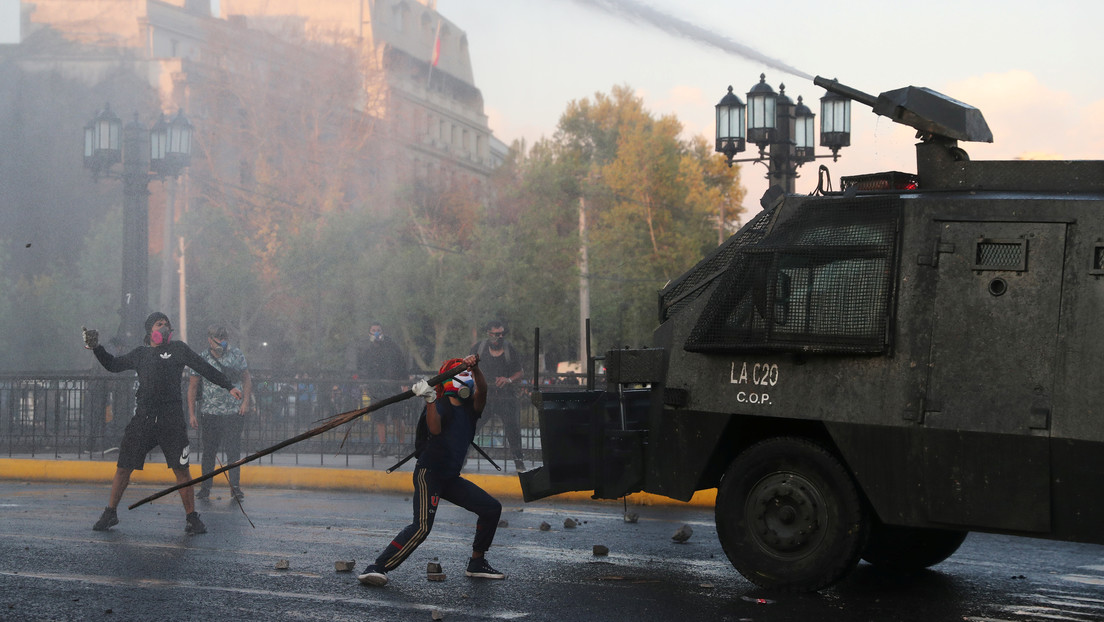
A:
532;85;745;358
182;21;389;368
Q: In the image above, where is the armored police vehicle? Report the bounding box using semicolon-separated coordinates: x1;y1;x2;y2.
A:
520;77;1104;591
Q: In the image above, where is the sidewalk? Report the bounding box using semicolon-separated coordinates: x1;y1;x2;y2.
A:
0;454;716;508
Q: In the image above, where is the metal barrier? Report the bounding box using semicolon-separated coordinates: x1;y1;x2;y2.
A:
0;370;596;473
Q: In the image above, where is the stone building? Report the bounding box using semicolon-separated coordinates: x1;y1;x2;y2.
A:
14;0;502;187
3;0;503;345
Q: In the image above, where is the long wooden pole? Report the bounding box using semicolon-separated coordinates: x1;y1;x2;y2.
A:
128;363;470;510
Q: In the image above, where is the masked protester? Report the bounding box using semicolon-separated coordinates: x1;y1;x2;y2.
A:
355;322;409;456
187;324;253;502
83;312;243;535
358;354;506;586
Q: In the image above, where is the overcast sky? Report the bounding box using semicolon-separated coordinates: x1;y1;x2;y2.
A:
441;0;1104;215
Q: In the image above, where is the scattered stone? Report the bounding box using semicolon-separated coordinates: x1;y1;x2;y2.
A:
498;519;509;528
539;521;551;531
431;609;444;620
427;561;446;581
672;524;693;543
275;559;290;570
624;512;639;523
563;518;577;529
334;560;355;572
593;545;609;556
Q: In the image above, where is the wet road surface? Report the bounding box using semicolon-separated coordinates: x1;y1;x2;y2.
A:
2;480;1103;621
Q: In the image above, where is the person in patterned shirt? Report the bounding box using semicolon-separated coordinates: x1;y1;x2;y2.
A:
187;324;253;502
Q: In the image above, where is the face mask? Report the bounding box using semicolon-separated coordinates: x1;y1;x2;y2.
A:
448;371;474;399
151;327;172;346
369;329;383;342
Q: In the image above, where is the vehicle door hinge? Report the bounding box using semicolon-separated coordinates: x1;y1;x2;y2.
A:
917;240;955;267
904;397;937;424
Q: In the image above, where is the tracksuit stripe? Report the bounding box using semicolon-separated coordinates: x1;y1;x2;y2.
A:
382;467;432;570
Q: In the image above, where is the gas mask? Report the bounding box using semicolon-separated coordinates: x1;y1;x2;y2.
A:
211;339;228;355
446;371;475;399
369;329;383;342
150;327;173;346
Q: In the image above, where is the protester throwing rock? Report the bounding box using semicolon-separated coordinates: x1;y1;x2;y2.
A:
84;312;242;535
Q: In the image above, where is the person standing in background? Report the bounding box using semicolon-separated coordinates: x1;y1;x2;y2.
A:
188;324;252;502
356;322;409;455
470;320;526;471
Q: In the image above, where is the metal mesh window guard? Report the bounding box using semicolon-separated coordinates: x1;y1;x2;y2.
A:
974;239;1026;271
659;208;776;322
683;196;902;354
1093;244;1104;274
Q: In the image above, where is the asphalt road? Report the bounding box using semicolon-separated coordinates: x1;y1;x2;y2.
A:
2;480;1104;622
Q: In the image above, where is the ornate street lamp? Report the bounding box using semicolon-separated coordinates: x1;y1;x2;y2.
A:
820;86;851;160
746;74;777;155
714;74;853;193
83;104;122;177
166;109;193;173
715;86;746;163
793;96;816;163
150;110;193;177
84;105;193;345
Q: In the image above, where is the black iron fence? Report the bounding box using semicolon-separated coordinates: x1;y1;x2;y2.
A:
0;370;594;473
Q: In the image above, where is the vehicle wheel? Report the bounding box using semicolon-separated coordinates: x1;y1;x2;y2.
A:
715;437;869;592
861;522;967;570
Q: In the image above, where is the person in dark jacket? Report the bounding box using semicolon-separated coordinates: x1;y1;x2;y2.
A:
83;312;242;535
357;354;506;586
356;322;409;455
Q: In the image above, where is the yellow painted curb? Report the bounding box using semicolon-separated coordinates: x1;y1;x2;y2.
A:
0;458;715;508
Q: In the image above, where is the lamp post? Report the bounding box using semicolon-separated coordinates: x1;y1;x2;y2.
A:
84;105;193;347
715;74;852;194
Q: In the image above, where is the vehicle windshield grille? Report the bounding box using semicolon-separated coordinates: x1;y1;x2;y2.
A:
684;196;902;354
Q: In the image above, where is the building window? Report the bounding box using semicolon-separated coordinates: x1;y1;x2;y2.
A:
392;2;405;32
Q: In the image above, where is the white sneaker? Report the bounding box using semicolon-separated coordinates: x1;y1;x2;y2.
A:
358;564;388;586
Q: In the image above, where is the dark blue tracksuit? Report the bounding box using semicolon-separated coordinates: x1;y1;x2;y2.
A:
373;398;502;571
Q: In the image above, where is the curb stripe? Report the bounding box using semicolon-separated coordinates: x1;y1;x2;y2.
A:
0;458;715;508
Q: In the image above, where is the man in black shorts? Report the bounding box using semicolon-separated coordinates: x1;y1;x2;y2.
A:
83;312;242;534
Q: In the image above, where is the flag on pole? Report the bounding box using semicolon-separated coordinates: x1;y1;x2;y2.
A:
431;20;442;67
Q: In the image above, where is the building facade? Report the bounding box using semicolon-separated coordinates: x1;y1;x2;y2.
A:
17;0;500;187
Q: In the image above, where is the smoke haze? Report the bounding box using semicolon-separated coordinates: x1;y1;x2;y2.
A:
570;0;814;81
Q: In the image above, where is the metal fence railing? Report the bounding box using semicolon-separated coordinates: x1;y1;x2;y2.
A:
0;370;596;474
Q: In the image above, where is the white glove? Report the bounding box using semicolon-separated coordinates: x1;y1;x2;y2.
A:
412;379;436;403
